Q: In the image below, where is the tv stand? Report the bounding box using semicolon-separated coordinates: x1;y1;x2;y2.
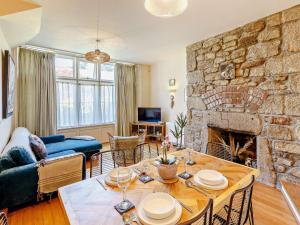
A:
130;122;166;141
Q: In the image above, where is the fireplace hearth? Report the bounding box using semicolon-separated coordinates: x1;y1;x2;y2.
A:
208;127;257;168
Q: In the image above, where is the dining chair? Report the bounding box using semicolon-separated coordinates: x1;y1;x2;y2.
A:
178;199;213;225
90;149;125;177
0;212;8;225
206;142;232;161
213;175;255;225
107;132;149;167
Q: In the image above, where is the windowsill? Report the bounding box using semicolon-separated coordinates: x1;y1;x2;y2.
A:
58;123;115;131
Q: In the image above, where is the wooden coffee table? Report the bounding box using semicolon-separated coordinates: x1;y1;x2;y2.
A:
59;149;259;225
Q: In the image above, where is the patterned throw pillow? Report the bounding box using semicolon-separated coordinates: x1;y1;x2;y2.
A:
29;134;48;160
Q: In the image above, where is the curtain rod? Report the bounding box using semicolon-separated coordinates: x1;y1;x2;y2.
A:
21;44;136;66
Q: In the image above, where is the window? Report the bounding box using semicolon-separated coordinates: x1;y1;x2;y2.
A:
55;55;115;129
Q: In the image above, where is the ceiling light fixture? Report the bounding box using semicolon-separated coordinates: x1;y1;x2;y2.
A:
85;0;110;64
144;0;188;18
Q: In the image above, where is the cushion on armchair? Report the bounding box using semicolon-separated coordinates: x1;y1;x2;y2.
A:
29;134;48;160
8;146;35;166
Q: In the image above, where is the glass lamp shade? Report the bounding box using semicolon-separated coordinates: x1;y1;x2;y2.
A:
85;49;110;64
144;0;188;18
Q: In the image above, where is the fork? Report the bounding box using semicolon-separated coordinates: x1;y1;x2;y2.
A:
169;194;193;214
130;212;142;225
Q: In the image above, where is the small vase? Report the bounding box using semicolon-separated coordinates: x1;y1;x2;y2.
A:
157;162;178;180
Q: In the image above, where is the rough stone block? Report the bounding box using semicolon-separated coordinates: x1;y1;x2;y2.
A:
258;80;287;91
187;70;204;84
247;40;280;60
249;65;265;77
223;34;239;43
187;97;206;110
285;95;300;116
215;57;226;64
241;58;265;69
282;5;300;23
187;50;197;72
238;34;257;47
274;141;300;154
277;157;293;166
258;95;284;115
258;27;280;42
212;44;221;52
270;116;291;125
257;137;276;186
205;52;216;60
230;77;249;85
290;74;300;93
231;48;246;59
244;20;265;33
266;125;292;140
204;72;219;82
222;40;237;50
220;63;235;80
265;56;283;75
226;112;262;134
266;13;281;27
287;167;300;178
283;52;300;73
283;20;300;52
187;83;206;97
203;37;220;48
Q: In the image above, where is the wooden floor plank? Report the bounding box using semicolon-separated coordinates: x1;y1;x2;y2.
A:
7;182;297;225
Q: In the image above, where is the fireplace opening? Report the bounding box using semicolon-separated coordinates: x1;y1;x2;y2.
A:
208;126;257;168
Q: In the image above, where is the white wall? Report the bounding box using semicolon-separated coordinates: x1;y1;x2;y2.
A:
150;50;187;122
0;25;10;121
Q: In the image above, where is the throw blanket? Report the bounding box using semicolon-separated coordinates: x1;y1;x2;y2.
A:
67;136;96;141
37;153;83;196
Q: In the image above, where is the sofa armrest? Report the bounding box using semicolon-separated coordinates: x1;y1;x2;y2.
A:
37;153;86;195
0;163;38;209
40;134;65;144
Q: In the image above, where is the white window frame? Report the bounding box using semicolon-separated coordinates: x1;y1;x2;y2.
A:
56;55;115;130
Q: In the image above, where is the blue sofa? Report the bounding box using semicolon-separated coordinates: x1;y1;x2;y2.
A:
0;134;102;209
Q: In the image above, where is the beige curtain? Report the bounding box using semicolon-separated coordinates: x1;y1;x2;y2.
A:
16;48;56;136
115;63;136;136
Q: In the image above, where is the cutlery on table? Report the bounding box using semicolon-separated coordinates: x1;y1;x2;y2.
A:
130;212;142;225
122;213;132;225
96;178;107;191
185;180;215;198
169;194;193;214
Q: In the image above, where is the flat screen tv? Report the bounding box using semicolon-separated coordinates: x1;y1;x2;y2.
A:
138;107;161;122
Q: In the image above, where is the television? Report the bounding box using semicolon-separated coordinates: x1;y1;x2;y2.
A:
138;107;161;122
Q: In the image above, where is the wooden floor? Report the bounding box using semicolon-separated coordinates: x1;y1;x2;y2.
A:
7;182;297;225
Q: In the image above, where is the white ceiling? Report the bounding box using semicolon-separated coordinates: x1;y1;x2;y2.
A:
28;0;300;64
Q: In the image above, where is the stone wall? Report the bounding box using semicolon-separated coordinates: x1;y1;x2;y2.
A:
185;5;300;186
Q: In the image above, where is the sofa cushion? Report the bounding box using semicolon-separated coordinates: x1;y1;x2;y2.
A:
40;134;65;144
0;155;16;172
29;134;47;160
47;150;76;159
45;139;101;155
8;146;35;166
0;117;12;155
2;127;37;162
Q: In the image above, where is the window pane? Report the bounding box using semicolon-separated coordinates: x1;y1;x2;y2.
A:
57;82;78;128
101;63;114;81
79;84;100;125
79;60;96;80
100;85;115;123
55;56;74;78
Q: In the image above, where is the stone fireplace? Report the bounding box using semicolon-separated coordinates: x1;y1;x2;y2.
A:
184;5;300;186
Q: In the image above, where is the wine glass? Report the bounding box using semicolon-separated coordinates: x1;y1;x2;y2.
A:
117;167;132;210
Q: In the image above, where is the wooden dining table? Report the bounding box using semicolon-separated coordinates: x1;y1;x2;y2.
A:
58;149;259;225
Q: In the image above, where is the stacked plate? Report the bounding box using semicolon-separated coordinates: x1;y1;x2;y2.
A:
104;168;137;186
137;192;182;225
194;170;228;190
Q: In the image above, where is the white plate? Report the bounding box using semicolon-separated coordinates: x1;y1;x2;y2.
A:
196;170;224;186
108;168;131;182
194;173;228;190
138;199;182;225
104;172;137;187
142;193;176;220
